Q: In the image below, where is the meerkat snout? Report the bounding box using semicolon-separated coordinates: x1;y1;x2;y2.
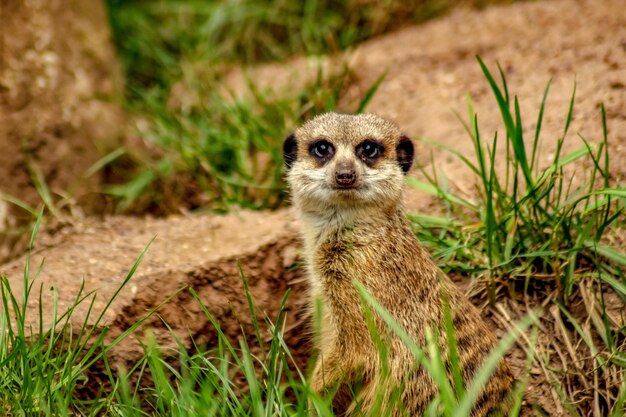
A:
334;160;357;188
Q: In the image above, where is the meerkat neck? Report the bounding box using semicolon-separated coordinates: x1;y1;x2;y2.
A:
298;202;406;250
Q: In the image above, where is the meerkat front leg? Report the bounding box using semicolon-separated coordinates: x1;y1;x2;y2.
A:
310;347;368;416
310;349;345;394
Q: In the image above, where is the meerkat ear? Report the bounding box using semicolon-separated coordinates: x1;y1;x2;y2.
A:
283;133;298;169
396;136;414;174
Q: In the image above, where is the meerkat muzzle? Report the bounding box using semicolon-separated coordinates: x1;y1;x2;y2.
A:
334;161;357;187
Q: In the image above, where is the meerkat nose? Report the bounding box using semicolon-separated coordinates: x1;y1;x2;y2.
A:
335;161;357;187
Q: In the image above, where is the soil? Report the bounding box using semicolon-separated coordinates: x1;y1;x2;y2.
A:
1;210;304;343
0;0;124;261
0;0;624;415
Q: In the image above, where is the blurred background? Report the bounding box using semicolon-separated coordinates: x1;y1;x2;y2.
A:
103;0;513;214
0;0;513;259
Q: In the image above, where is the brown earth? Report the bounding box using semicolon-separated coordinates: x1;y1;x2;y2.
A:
0;0;124;260
0;210;311;382
0;0;625;415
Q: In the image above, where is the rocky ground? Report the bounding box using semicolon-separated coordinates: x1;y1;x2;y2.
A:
1;0;624;414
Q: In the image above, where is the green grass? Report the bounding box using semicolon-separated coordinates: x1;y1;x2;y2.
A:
105;0;461;97
410;59;625;297
0;213;157;415
409;57;626;415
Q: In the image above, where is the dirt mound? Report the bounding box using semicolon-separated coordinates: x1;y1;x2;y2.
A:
0;210;308;370
0;0;124;260
345;0;626;204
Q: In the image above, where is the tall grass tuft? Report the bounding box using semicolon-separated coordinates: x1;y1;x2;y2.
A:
110;274;312;417
408;57;626;414
409;57;625;300
0;211;154;416
108;269;535;417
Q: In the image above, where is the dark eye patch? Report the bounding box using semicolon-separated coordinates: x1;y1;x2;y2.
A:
309;139;335;165
356;139;385;166
396;136;414;173
283;134;298;169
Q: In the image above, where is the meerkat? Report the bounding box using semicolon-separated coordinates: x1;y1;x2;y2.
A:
283;113;514;416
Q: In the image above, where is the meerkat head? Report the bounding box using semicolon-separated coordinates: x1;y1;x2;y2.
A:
283;113;414;215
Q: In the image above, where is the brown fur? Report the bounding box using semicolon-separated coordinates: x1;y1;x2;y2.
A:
284;113;514;416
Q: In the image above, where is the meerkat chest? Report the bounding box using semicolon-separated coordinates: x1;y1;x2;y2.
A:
311;225;385;279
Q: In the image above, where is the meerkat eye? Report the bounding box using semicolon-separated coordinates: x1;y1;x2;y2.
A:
363;141;381;158
356;140;384;164
309;139;335;160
